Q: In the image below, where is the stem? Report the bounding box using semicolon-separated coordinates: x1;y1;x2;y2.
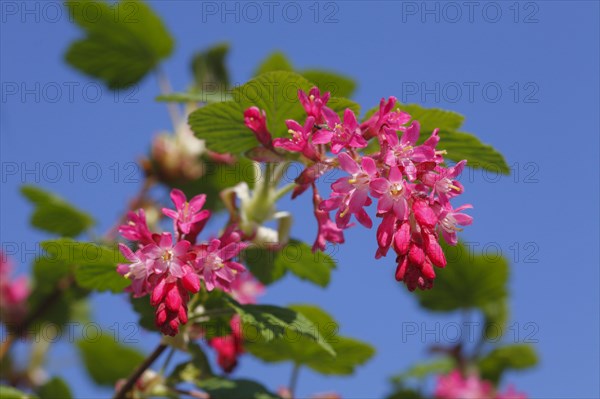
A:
159;346;176;375
0;276;74;361
112;343;168;399
273;183;296;202
156;66;181;129
288;363;301;398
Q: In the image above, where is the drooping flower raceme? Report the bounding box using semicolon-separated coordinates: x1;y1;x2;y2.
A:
243;88;472;291
0;252;30;325
117;189;249;336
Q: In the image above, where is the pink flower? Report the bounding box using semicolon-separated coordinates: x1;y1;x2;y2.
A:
209;315;244;373
195;230;247;292
141;233;191;278
162;189;210;241
151;272;199;336
420;161;466;204
231;272;265;305
435;202;473;245
117;244;151;297
320;153;377;228
298;87;338;125
119;209;153;246
435;370;494;399
313;192;345;252
273;117;320;161
0;253;29;324
381;121;435;180
360;96;410;139
312;108;367;153
244;106;273;148
370;166;410;220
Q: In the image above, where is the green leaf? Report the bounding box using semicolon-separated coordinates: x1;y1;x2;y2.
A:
192;43;230;89
327;97;361;119
41;239;129;293
478;344;538;384
168;343;214;385
301;70;357;98
0;386;37;399
196;378;281;399
391;358;454;383
400;104;465;131
482;299;510;341
190;71;313;154
415;241;509;312
242;244;288;285
21;185;94;237
77;335;145;386
245;305;374;375
129;295;157;332
278;241;335;288
37;377;72;399
432;130;509;174
227;300;335;357
65;0;174;89
156;92;231;103
255;51;293;75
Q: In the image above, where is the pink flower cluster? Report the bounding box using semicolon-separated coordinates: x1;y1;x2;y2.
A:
435;370;527;399
0;252;30;324
118;189;249;336
244;88;472;291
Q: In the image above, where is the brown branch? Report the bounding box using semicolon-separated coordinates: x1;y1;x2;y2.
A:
112;343;168;399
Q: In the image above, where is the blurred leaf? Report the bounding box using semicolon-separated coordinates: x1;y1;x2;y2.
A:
278;240;335;287
401;103;465;131
242;244;288;285
192;43;230;89
77;335;145;386
41;239;130;293
156;92;231;103
168;157;255;212
482;299;510;341
0;386;37;399
21;185;94;237
415;241;509;312
479;344;538;384
390;358;454;383
386;389;425;399
37;377;72;399
168;343;214;384
245;305;374;375
196;378;281;399
254;51;293;75
129;295;157;331
65;0;174;89
327;97;361;119
302;70;356;98
227;300;335;356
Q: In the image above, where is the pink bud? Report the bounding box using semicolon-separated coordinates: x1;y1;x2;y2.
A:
393;222;411;255
424;233;446;268
181;273;200;293
150;278;167;306
408;243;425;265
413;199;437;228
165;284;182;312
244;107;272;148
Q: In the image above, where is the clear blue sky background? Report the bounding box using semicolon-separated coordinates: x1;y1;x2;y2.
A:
1;1;599;398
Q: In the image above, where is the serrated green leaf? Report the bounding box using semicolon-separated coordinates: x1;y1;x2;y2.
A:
415;241;509;312
302;70;357;98
0;386;37;399
255;51;293;76
77;335;145;386
227;300;335;357
192;43;230;89
37;377;72;399
64;0;174;89
41;239;129;293
245;305;374;375
478;344;538;384
196;378;281;399
21;185;94;237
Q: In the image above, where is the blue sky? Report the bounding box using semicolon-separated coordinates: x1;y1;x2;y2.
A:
1;1;599;398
